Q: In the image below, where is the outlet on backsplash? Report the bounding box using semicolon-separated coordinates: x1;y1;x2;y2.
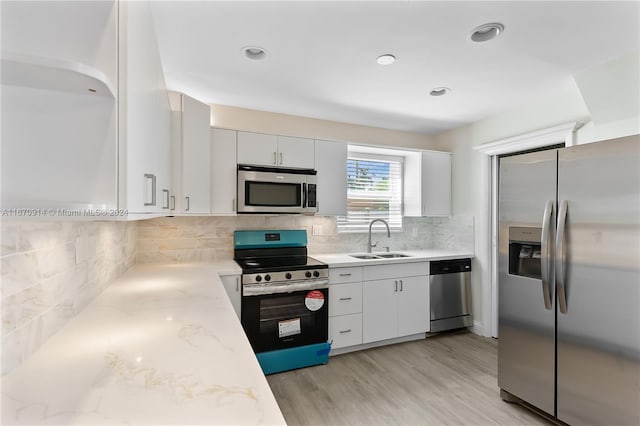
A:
312;225;323;236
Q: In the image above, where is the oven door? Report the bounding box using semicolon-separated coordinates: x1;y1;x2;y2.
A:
241;287;329;353
238;165;315;213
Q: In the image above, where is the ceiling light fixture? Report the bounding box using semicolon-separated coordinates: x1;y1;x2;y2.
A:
470;23;505;42
243;46;267;61
376;54;396;65
429;87;451;97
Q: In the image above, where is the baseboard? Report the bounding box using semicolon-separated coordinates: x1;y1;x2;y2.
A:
471;320;483;336
329;333;425;356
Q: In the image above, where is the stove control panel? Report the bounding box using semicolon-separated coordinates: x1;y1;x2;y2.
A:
242;268;329;285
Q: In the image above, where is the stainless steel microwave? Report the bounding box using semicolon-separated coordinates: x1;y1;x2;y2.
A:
237;165;317;214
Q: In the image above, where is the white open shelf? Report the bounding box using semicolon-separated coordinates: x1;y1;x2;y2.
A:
1;51;115;98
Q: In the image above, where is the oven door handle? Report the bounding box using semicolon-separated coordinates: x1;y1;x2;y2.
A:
243;279;329;296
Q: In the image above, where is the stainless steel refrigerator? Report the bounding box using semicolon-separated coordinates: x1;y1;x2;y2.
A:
498;135;640;425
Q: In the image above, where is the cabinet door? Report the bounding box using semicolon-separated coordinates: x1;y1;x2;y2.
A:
397;276;429;336
315;139;347;215
277;136;315;169
421;151;451;216
329;282;362;317
220;275;241;319
211;128;237;214
237;131;278;166
120;0;171;213
362;279;398;343
181;95;211;214
328;267;363;284
329;314;363;349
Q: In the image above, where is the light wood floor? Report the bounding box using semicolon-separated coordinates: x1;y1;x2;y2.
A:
267;331;550;426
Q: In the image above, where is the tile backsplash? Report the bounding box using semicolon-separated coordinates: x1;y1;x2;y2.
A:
136;215;474;263
1;221;136;374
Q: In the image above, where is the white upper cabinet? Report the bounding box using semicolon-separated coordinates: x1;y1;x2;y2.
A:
237;131;314;169
211;128;238;215
237;131;278;166
1;0;172;217
276;136;315;169
315;139;347;215
119;0;171;214
421;151;451;216
404;151;452;217
170;93;211;214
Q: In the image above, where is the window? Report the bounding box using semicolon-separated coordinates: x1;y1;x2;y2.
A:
338;152;403;232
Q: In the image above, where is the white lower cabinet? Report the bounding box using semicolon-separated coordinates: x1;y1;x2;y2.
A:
329;314;363;349
328;267;363;350
220;275;241;319
362;263;429;344
329;281;362;317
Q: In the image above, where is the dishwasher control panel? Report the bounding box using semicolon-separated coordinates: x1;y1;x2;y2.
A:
430;258;471;275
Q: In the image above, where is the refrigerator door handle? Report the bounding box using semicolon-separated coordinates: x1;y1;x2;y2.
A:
556;200;569;314
541;200;554;310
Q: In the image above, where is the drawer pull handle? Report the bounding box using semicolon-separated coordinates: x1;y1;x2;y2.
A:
339;273;352;277
339;297;352;301
339;329;352;334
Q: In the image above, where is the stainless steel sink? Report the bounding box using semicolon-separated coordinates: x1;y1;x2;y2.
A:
350;254;381;259
376;253;410;258
349;253;411;260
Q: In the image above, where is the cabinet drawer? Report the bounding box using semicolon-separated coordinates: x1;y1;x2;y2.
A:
329;282;362;317
363;262;428;281
329;266;363;284
329;314;363;349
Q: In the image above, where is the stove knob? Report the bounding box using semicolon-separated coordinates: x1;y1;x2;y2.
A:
264;274;271;281
313;271;320;278
255;275;262;282
305;271;312;278
285;273;292;279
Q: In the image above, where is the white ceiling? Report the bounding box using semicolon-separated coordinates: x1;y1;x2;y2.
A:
151;1;640;134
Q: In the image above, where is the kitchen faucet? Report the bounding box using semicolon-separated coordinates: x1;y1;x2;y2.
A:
367;219;391;253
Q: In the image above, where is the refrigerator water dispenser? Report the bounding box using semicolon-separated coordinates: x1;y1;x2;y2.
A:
508;227;542;279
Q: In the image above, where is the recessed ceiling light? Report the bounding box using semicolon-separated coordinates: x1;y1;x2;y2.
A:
470;23;505;42
429;87;451;97
376;54;396;65
242;46;267;61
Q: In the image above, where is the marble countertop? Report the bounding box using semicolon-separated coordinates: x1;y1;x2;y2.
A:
1;262;287;426
310;249;474;267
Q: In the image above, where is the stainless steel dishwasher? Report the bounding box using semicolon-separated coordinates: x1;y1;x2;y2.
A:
430;258;472;332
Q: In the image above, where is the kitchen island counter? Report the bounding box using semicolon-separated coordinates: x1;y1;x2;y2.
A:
1;262;286;426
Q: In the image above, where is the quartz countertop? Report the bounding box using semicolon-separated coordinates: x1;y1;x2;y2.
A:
1;262;287;426
310;249;474;267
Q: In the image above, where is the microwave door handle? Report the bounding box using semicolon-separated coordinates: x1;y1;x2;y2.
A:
302;183;307;208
